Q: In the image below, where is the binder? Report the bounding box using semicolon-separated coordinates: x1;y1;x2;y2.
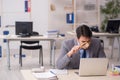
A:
66;13;74;24
3;30;9;43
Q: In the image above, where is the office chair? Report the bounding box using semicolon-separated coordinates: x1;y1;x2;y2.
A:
19;31;43;67
100;39;104;49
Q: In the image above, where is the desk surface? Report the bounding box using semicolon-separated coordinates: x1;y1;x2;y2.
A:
67;31;120;37
92;32;120;37
21;69;120;80
0;35;64;41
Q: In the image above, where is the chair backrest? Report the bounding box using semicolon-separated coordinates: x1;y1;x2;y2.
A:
21;31;39;45
100;39;104;49
90;26;99;32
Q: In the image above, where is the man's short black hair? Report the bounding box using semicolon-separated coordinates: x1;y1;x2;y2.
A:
76;25;92;39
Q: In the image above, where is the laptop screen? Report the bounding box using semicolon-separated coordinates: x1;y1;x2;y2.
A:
105;19;120;33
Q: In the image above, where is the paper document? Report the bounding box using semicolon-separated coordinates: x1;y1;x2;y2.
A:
32;71;57;80
49;69;68;75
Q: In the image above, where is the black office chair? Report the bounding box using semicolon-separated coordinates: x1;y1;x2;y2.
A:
100;39;104;49
19;31;43;67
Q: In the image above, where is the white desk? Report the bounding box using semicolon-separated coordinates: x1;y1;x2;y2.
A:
67;31;120;37
4;35;64;69
67;31;120;60
93;32;120;60
21;69;120;80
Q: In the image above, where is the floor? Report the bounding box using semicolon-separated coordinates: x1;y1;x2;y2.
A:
0;48;120;80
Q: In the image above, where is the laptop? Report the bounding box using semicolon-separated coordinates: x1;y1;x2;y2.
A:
79;58;109;76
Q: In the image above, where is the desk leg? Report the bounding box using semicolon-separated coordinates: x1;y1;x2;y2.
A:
50;41;52;66
50;40;55;67
50;40;55;68
110;37;115;59
6;40;10;70
117;37;120;61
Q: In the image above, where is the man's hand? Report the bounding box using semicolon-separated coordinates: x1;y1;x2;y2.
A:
67;42;86;57
67;45;81;57
67;42;90;57
81;42;90;49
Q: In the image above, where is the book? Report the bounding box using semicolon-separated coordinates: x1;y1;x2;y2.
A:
32;71;58;80
46;30;59;38
114;66;120;72
111;65;120;76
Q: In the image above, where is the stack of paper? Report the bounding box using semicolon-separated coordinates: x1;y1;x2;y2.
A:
32;71;58;80
49;69;68;75
46;30;59;38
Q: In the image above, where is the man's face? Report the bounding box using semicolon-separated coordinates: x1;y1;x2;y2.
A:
78;36;91;49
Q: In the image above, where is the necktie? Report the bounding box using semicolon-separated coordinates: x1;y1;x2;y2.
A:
82;49;86;58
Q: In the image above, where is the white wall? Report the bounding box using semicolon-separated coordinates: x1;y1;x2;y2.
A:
31;0;48;34
0;0;119;51
30;0;50;50
1;0;48;33
0;0;2;15
2;0;30;27
48;0;73;34
0;0;49;50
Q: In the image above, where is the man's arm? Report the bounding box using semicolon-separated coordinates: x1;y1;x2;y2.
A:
56;41;71;69
56;40;86;69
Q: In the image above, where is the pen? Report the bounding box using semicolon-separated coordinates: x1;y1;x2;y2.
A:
50;71;58;80
50;71;56;76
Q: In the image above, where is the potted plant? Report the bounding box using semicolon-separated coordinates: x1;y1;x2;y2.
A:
100;0;120;32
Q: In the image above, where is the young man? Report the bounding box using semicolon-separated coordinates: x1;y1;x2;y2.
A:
56;25;106;69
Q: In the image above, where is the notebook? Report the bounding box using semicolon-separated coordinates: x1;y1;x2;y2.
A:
79;58;109;76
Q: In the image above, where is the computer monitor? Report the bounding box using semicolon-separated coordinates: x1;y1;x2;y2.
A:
105;19;120;33
15;21;33;37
